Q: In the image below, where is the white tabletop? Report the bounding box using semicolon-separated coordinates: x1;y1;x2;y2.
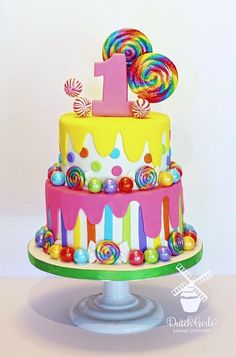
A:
1;275;235;357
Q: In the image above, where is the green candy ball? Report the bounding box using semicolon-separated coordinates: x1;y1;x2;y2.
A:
88;178;102;193
144;248;159;264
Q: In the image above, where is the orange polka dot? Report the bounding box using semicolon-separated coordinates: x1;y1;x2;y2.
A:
144;153;152;164
80;147;89;158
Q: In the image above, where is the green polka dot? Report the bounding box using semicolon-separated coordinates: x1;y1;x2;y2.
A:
161;144;166;155
91;161;102;172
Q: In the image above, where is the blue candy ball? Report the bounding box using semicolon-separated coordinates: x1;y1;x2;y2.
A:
169;168;181;183
158;246;171;262
35;226;47;247
183;223;197;235
103;178;117;193
51;171;65;186
73;249;89;264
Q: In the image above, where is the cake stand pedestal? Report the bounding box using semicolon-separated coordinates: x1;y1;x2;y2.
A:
28;239;203;334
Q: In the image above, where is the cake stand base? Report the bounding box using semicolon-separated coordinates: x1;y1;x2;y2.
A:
70;281;164;334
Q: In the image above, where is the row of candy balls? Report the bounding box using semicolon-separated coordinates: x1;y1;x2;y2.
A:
48;161;182;193
35;224;197;265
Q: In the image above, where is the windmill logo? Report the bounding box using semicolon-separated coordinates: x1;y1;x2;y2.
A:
171;264;214;313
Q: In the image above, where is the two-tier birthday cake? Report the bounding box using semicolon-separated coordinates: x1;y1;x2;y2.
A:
32;29;198;270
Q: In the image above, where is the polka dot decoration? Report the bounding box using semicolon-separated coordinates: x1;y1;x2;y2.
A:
112;166;123;176
80;147;89;158
144;153;152;164
109;148;120;159
91;161;102;172
67;152;75;163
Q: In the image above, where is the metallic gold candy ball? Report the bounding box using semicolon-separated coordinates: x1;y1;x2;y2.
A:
158;171;174;187
183;236;195;251
49;244;63;259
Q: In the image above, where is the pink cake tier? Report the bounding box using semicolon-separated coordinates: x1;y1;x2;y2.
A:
46;179;184;251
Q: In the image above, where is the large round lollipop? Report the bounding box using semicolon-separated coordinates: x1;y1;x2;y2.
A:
95;240;120;265
128;53;178;103
102;28;153;67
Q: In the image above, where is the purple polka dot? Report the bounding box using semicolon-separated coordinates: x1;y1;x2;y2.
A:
111;165;122;176
67;152;75;163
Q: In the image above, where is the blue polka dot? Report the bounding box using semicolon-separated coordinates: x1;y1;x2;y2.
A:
67;152;75;163
109;148;120;159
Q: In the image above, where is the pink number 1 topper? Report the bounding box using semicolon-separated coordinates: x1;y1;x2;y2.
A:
92;54;133;117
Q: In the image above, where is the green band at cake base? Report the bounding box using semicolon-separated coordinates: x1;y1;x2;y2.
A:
28;244;203;281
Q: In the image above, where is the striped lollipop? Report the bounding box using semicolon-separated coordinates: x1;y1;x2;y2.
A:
64;78;83;97
66;166;85;190
168;231;184;256
102;28;153;67
128;53;178;103
135;166;157;190
95;240;120;265
132;98;150;118
73;97;91;117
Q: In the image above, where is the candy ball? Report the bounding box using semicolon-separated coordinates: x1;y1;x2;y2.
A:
158;171;174;187
129;249;144;265
158;246;171;262
103;178;117;193
51;171;65;186
144;248;158;264
54;239;63;245
169;162;183;177
48;165;61;180
183;223;197;235
88;178;102;193
35;226;47;247
74;249;89;264
64;78;83;97
60;247;75;262
183;236;195;251
49;244;63;259
168;168;181;184
73;97;91;117
183;231;197;243
118;177;134;193
43;236;54;254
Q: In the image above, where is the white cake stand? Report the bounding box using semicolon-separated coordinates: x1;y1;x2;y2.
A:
28;239;203;334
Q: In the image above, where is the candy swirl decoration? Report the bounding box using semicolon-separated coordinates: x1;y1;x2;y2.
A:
64;78;83;97
132;98;150;118
95;240;120;265
135;166;157;190
66;166;85;190
73;97;91;117
168;230;184;256
102;28;153;67
128;53;178;103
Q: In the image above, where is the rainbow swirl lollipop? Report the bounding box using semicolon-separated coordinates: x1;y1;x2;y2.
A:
95;240;120;265
66;166;85;190
168;231;184;256
128;53;178;103
102;28;153;67
135;166;157;190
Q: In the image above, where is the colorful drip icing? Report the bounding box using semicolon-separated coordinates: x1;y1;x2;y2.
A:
128;53;178;103
102;28;153;67
46;180;183;244
59;112;170;167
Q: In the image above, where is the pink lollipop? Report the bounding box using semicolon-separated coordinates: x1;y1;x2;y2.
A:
64;78;83;97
